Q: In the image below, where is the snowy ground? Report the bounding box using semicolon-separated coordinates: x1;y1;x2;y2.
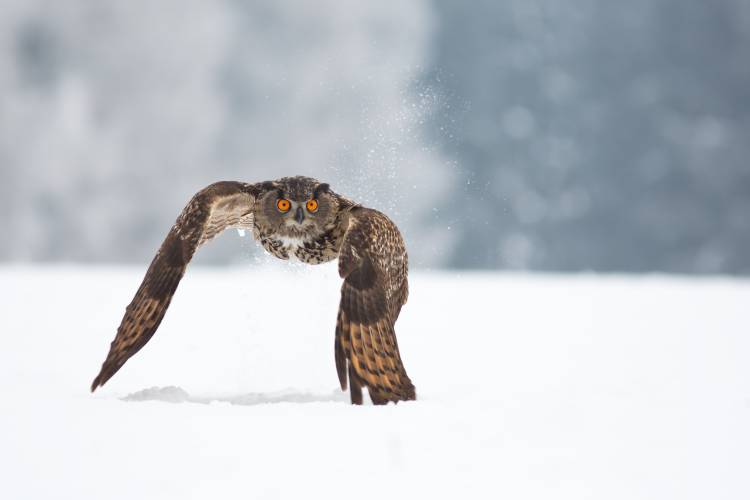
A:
1;264;749;499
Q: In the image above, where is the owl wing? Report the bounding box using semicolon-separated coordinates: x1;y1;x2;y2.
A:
91;181;261;392
335;207;416;405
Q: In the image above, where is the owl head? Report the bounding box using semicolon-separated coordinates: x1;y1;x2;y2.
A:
255;176;341;238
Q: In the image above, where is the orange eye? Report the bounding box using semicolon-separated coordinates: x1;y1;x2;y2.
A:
306;199;319;212
276;199;291;212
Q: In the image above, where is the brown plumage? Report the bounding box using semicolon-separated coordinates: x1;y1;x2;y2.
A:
91;177;415;405
335;209;414;404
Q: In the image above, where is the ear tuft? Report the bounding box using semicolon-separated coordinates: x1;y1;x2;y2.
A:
314;183;330;197
258;181;283;197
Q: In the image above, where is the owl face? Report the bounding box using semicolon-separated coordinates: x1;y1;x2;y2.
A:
255;176;338;238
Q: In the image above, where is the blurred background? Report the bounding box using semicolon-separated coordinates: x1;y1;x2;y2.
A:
1;0;748;274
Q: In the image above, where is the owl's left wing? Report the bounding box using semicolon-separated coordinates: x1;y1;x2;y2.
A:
335;208;416;405
90;181;261;392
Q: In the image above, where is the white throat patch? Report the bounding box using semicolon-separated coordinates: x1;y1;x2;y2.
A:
277;235;307;249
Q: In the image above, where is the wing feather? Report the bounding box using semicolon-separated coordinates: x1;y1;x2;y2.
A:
334;313;348;391
357;292;381;392
91;181;259;391
335;208;416;404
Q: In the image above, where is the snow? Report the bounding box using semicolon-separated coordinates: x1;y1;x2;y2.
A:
1;265;749;499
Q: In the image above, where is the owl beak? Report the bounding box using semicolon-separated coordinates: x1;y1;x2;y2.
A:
295;206;305;224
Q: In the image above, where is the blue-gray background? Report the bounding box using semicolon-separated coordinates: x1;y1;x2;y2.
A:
2;0;748;273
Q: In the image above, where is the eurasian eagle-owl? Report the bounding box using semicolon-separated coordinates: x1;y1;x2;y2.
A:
91;176;416;405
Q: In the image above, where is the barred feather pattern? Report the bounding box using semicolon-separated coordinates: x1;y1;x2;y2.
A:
335;208;415;404
90;181;257;391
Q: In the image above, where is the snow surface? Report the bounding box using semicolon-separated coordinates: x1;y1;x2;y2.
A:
1;264;749;499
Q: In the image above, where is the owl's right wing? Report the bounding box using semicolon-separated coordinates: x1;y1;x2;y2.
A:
90;181;264;392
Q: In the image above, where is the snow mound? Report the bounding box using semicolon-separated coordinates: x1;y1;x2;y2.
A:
122;386;348;406
123;386;191;403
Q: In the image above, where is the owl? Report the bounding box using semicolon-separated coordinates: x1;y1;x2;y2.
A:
90;176;416;405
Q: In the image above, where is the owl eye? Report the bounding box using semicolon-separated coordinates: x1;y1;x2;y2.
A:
306;199;319;212
276;199;291;212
